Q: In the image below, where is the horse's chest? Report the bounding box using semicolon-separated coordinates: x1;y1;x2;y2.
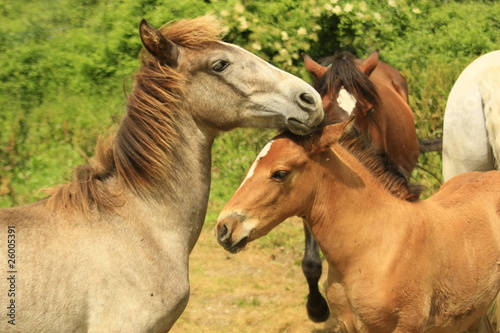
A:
328;281;408;333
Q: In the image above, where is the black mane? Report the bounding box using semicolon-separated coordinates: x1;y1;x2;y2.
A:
338;123;422;202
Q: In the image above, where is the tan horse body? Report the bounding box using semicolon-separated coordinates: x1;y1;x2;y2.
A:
216;121;500;332
0;17;322;332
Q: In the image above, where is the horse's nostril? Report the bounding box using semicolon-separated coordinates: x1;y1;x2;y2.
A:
217;223;228;239
300;92;316;106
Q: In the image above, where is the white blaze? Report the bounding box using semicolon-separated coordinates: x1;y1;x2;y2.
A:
238;140;274;190
337;87;357;114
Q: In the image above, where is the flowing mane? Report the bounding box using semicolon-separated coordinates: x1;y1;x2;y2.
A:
337;123;422;202
45;16;224;215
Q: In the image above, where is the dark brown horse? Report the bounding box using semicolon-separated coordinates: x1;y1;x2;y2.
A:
299;51;420;322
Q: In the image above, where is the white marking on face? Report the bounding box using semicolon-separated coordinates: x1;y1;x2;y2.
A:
337;88;357;114
238;140;274;190
241;217;259;235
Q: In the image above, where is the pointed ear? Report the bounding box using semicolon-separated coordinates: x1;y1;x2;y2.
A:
319;118;354;148
358;50;379;76
302;53;328;79
139;19;179;67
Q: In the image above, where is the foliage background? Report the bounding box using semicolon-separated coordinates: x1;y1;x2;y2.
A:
1;0;499;211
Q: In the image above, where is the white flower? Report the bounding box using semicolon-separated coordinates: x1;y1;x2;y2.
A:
281;31;289;41
297;27;307;36
332;5;341;14
279;49;289;56
235;2;245;14
344;3;353;12
412;8;422;14
238;17;248;30
388;0;397;8
251;42;262;51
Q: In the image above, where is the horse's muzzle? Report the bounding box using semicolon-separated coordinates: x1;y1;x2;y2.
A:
215;213;249;253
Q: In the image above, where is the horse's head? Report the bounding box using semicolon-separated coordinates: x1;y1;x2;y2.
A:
303;51;380;126
215;115;421;254
139;18;323;135
303;51;419;176
215;122;348;254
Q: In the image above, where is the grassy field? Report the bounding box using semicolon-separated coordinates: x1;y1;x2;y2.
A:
171;216;340;333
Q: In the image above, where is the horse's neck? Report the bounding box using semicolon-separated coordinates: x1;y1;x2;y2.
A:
122;115;215;254
308;145;412;274
365;80;418;175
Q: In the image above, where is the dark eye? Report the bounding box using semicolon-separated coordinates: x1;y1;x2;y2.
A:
271;170;290;181
212;60;230;72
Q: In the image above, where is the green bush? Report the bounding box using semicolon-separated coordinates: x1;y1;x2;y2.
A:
1;0;499;208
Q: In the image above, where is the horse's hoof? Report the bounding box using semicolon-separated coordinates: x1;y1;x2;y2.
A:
307;296;330;323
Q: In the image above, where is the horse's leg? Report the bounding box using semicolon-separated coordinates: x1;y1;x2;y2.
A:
301;220;330;322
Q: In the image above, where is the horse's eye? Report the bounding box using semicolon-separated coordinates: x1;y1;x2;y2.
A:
212;60;230;72
271;170;290;181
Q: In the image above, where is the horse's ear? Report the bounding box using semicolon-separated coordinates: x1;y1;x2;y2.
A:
303;53;328;79
359;50;379;76
139;19;179;67
319;118;354;147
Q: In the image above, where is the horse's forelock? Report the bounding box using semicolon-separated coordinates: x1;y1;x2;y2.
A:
161;16;223;49
315;52;381;112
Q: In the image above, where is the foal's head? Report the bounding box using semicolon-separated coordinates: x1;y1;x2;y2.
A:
215;119;421;254
138;17;323;135
215;123;345;254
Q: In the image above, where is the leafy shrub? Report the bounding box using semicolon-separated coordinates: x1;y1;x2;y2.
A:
1;0;499;206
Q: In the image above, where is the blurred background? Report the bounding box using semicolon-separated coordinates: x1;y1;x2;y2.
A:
1;0;499;209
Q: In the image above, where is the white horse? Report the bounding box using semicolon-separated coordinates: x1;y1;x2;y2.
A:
0;17;322;332
442;50;500;181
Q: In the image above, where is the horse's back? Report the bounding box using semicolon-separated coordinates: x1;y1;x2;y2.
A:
482;64;500;168
431;171;500;234
443;50;500;181
371;61;409;103
434;170;500;200
0;200;89;332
